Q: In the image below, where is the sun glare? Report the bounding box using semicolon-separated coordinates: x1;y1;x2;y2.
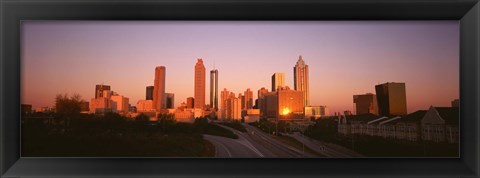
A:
282;108;290;115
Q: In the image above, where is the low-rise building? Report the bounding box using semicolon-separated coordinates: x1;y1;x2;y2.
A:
245;109;260;123
393;110;426;142
137;100;154;112
89;97;113;114
421;106;459;143
337;106;458;143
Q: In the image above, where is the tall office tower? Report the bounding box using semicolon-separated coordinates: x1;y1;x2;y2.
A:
146;86;154;100
294;55;310;106
375;82;407;116
95;84;111;98
244;88;253;109
232;97;242;120
257;87;269;116
220;88;230;119
353;93;378;115
210;69;219;111
166;93;175;109
271;72;285;92
226;92;236;119
238;93;245;110
187;97;195;109
194;58;206;109
153;66;166;111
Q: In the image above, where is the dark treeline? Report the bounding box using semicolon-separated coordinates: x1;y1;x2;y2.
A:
21;94;235;157
220;121;247;132
249;118;293;135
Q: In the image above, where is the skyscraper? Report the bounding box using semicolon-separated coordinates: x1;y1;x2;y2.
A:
95;84;111;99
146;86;154;100
271;72;285;92
238;93;244;110
244;88;253;110
353;93;378;115
257;87;269;116
194;58;206;109
375;82;407;116
153;66;166;111
187;97;195;109
232;97;242;120
294;55;310;106
166;93;175;109
220;88;230;119
210;69;219;111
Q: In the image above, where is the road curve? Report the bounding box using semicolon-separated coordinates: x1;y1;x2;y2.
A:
203;134;263;158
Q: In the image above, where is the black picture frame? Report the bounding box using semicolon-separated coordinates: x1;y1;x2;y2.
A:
1;0;479;177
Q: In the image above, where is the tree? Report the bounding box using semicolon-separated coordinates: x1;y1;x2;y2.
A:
55;93;85;133
135;113;149;124
194;117;209;132
158;113;175;132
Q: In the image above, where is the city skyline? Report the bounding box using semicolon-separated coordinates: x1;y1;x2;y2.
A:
21;21;459;114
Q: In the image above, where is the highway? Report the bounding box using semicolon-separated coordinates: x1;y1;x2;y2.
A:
286;132;363;157
204;134;263;157
205;123;317;158
242;124;317;157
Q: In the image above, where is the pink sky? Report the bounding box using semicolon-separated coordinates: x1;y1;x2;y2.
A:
21;21;459;114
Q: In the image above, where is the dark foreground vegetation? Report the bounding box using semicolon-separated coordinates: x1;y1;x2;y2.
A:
305;118;459;157
220;121;247;132
21;94;235;157
248;118;293;135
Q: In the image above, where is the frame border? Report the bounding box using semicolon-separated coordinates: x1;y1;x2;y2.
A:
1;0;479;177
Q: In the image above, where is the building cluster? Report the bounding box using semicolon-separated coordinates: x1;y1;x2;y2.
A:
89;84;130;115
338;102;459;143
31;53;458;136
353;82;407;116
214;55;329;123
85;55;327;123
218;88;256;121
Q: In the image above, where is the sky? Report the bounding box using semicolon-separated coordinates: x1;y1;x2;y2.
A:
21;21;459;114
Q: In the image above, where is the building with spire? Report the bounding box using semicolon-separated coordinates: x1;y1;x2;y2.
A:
294;55;310;106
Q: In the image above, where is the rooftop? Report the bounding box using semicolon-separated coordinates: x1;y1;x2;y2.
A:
435;107;459;125
345;113;379;123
